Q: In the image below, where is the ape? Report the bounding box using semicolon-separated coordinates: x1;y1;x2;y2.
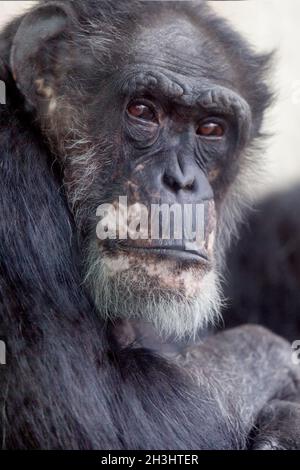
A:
223;185;300;340
0;0;300;450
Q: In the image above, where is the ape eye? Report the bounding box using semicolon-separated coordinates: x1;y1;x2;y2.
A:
197;121;225;138
127;101;157;123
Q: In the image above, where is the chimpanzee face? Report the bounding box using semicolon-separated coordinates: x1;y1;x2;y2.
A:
58;16;250;337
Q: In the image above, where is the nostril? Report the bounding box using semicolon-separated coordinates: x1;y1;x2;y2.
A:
184;178;195;190
162;172;195;192
162;173;181;193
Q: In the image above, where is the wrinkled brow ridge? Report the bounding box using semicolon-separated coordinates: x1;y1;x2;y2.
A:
119;69;252;145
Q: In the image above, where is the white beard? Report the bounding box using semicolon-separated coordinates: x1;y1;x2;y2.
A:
84;242;223;339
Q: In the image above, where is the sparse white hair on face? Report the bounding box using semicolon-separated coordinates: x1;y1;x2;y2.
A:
84;241;223;339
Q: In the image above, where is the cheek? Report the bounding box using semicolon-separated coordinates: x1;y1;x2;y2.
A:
208;167;221;183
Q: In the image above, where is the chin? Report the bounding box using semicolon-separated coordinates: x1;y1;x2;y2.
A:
84;241;222;339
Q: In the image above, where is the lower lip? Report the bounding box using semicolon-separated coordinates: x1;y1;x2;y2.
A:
118;245;210;265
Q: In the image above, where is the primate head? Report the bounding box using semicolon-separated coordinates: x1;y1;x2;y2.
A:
7;0;272;337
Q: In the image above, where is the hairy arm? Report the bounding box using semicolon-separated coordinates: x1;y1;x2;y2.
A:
181;325;300;449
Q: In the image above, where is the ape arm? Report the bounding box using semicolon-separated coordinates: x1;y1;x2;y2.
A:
180;325;300;449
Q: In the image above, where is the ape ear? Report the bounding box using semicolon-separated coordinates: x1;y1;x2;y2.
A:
10;2;76;108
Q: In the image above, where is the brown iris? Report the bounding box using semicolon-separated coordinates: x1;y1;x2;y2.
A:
197;121;224;138
127;102;157;122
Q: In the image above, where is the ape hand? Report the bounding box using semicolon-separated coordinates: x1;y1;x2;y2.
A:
252;399;300;450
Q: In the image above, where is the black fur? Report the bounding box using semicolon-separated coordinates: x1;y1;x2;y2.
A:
1;0;297;450
0;67;237;449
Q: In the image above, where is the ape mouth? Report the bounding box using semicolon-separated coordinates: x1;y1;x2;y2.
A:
102;240;211;266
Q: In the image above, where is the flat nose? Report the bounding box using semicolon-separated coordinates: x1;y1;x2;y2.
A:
163;171;195;192
162;158;195;192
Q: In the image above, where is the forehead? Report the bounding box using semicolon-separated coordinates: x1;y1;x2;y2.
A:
132;15;233;80
137;17;203;59
121;15;237;104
